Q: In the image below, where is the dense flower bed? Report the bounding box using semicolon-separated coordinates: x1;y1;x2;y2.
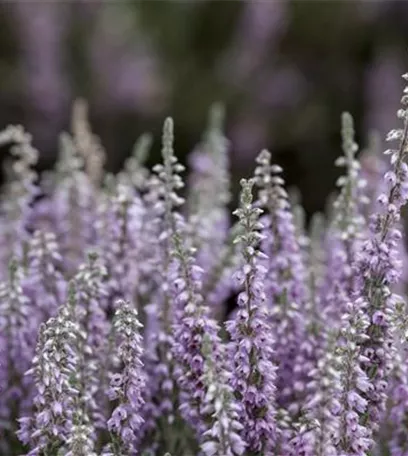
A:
2;74;408;456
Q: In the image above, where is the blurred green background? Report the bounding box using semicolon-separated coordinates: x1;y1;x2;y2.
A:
0;0;407;215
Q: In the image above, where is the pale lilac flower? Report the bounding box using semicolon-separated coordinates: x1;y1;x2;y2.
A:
65;421;97;456
254;149;307;412
170;214;227;438
0;259;38;443
24;230;66;321
118;132;152;190
95;177;145;311
352;73;408;440
53;133;96;275
17;284;81;454
74;251;110;430
106;300;146;454
290;332;341;456
200;335;246;456
138;118;186;453
323;113;367;323
226;178;277;453
187;104;231;278
0;126;39;278
336;299;373;455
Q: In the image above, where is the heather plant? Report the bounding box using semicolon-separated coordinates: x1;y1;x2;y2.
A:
0;126;39;278
2;71;408;456
225;178;276;454
254;150;307;416
187;103;231;277
323;112;367;324
104;300;145;455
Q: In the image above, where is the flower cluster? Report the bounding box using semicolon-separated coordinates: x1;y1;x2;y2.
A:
226;178;277;453
254;150;307;413
323;112;367;323
105;300;146;455
1;71;408;456
200;334;246;456
17;285;81;455
352;73;408;440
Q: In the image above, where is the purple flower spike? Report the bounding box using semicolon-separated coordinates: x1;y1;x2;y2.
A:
106;300;146;454
351;73;408;444
0;126;39;279
226;178;277;453
74;251;110;430
170;213;231;440
324;112;367;323
254;149;307;412
17;283;81;454
0;259;38;449
187;104;231;280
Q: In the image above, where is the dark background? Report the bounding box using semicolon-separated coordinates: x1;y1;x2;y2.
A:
0;0;407;215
